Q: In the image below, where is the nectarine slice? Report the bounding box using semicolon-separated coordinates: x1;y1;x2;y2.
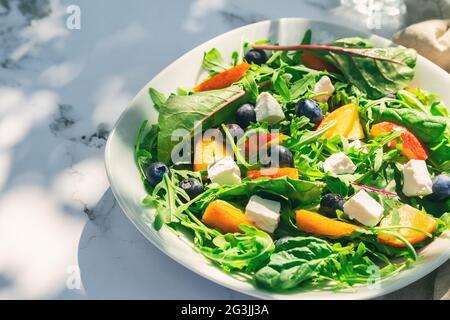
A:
202;200;253;234
317;104;363;140
246;168;299;180
296;209;362;238
193;136;228;172
377;205;437;247
194;62;251;92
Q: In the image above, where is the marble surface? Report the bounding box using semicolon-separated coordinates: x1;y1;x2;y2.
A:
0;0;448;300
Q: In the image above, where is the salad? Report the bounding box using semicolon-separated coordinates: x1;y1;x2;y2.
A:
135;30;450;292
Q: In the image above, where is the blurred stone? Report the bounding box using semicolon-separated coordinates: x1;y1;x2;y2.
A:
434;260;450;300
0;0;51;20
385;272;436;300
393;19;450;72
404;0;450;24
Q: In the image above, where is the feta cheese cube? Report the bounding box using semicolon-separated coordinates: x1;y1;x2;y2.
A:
402;160;433;197
255;92;285;124
348;140;368;154
207;156;241;185
343;190;384;227
323;152;357;175
313;76;335;103
245;195;281;233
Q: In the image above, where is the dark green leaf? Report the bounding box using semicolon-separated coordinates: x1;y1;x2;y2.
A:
367;105;448;143
324;47;417;99
157;87;246;163
254;237;334;290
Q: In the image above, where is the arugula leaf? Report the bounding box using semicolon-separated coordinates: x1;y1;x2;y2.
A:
201;48;230;74
135;120;159;188
431;102;449;117
200;225;274;272
440;212;450;229
325;175;353;197
272;69;291;102
143;174;187;228
429;137;450;171
289;73;317;101
157;86;246;163
240;72;259;103
149;88;167;111
301;29;312;45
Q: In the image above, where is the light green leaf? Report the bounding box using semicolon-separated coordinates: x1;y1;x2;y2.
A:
202;48;230;74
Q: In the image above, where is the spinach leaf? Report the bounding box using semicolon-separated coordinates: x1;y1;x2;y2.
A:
253;41;417;99
330;37;375;48
201;48;230;74
367;105;448;143
322;47;417;99
208;176;324;208
157;86;246;163
186;176;323;217
254;236;407;291
254;237;334;290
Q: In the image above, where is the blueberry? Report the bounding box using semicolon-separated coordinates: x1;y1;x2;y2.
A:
431;174;450;201
267;145;294;168
320;193;346;218
222;124;245;143
145;162;170;187
295;99;323;125
245;49;267;66
180;178;205;200
235;104;257;129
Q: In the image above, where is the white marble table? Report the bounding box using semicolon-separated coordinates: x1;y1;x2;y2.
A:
0;0;448;299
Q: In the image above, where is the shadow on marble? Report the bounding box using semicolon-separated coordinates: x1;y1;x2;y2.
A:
77;188;254;300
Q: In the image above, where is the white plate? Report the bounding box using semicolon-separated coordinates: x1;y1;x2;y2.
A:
105;18;450;300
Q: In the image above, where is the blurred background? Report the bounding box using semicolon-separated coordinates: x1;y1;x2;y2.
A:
0;0;448;300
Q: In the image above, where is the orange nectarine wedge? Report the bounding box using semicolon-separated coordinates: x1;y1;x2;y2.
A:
377;205;437;247
194;62;251;92
317;104;364;140
202;200;253;234
296;209;362;238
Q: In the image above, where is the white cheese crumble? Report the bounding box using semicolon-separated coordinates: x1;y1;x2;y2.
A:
343;190;384;227
245;195;281;233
